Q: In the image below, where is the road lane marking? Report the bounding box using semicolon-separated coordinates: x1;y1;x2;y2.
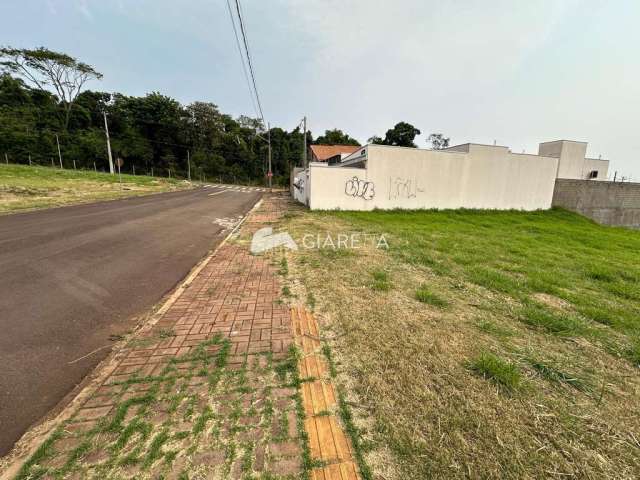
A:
208;191;227;196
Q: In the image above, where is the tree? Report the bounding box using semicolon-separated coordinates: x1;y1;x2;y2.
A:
0;47;102;130
314;129;360;146
427;133;450;150
0;46;354;185
368;122;421;147
382;122;421;147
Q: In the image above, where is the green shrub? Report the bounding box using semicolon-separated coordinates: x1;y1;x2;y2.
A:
371;270;391;291
469;352;522;390
415;285;448;308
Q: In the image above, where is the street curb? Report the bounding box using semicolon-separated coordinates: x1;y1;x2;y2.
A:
0;196;264;480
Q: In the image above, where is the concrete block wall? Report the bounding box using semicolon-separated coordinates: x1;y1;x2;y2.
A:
552;179;640;228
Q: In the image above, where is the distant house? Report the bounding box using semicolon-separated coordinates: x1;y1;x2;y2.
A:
309;145;361;165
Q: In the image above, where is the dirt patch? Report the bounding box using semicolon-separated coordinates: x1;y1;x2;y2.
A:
532;292;571;311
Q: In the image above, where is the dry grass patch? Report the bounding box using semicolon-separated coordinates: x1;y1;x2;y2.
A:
280;208;640;479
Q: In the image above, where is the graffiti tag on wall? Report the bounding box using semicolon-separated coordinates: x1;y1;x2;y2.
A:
345;176;375;200
388;176;424;200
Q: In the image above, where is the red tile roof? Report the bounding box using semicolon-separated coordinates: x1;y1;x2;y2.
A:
310;144;361;161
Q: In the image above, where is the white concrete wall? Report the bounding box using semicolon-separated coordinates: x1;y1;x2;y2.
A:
306;144;559;211
539;140;588;179
308;165;375;210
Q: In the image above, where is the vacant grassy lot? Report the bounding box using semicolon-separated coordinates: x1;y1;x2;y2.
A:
281;207;640;479
0;164;188;214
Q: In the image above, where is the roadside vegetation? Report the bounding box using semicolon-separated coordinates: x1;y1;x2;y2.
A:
283;206;640;479
0;163;188;213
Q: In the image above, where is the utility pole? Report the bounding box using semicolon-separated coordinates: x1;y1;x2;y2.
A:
55;134;63;168
28;154;32;166
116;158;122;188
103;111;115;174
267;122;272;189
187;150;191;181
302;116;307;168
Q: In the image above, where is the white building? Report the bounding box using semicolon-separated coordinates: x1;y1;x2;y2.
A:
292;140;610;211
538;140;608;180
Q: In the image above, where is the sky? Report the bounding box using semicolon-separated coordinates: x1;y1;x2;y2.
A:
2;0;639;178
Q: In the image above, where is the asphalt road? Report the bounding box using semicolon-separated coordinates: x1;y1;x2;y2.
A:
0;186;262;456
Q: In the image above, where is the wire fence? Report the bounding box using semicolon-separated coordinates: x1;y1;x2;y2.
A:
0;153;282;187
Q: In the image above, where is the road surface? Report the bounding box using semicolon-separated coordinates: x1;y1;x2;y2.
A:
0;185;262;456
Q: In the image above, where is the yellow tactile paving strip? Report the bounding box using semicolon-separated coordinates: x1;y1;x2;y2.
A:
291;307;361;480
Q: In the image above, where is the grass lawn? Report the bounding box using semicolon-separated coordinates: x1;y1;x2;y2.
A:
281;207;640;479
0;163;189;214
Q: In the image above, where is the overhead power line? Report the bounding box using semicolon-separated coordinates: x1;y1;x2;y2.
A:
231;0;265;126
225;0;260;121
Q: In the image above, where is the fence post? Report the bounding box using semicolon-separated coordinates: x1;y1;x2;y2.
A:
55;134;63;168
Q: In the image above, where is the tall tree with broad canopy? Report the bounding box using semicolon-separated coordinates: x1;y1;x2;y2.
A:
314;128;360;146
369;122;421;147
0;47;102;130
427;133;450;150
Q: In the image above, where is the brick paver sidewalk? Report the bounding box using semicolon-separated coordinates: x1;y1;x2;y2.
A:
6;194;308;479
